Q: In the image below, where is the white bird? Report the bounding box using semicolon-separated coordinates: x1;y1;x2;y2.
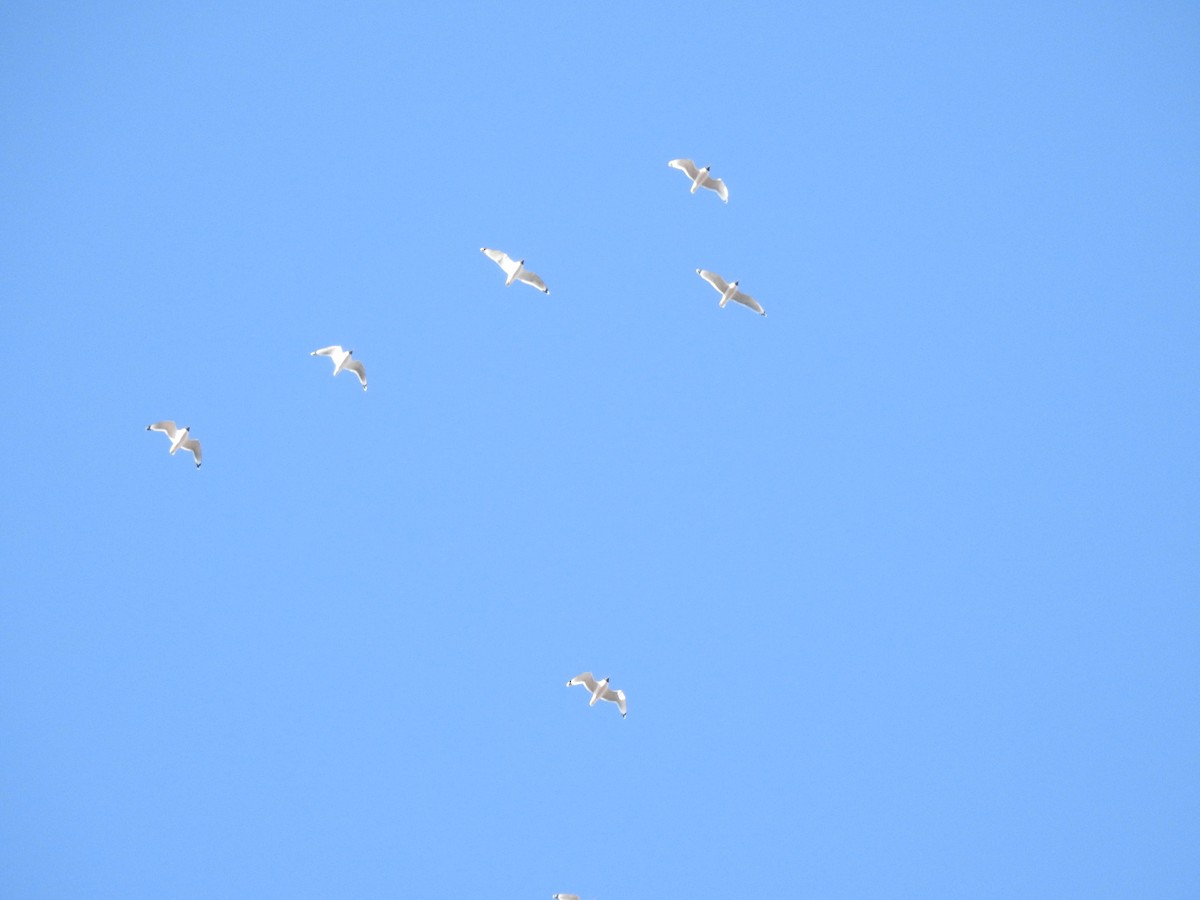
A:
480;247;550;294
668;158;729;203
146;421;202;468
552;895;581;900
696;269;766;316
311;345;367;390
566;672;626;718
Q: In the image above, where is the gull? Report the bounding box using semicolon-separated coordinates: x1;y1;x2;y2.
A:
668;158;729;203
696;269;766;316
311;345;367;390
146;421;202;468
566;672;627;718
480;247;550;294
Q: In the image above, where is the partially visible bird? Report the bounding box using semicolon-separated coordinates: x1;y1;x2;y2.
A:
480;247;550;294
566;672;627;718
311;345;367;390
668;158;729;203
552;895;581;900
146;421;202;468
696;269;766;316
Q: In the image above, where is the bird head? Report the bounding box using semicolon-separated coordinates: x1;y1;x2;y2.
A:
520;259;526;265
184;426;191;432
733;281;739;287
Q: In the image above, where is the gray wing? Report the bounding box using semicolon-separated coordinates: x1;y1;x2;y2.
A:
516;268;549;294
147;421;180;440
311;345;343;357
567;672;599;691
668;158;700;179
701;175;728;202
602;688;627;717
731;290;765;316
345;358;368;390
696;269;731;294
180;437;202;467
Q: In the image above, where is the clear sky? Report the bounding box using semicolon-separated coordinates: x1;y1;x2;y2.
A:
2;2;1198;897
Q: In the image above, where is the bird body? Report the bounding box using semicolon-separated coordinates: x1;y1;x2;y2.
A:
480;247;550;293
668;158;729;203
146;421;202;467
311;345;367;390
696;268;766;316
567;672;627;717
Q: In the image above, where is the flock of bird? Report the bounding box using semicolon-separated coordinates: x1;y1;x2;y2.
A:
145;157;754;897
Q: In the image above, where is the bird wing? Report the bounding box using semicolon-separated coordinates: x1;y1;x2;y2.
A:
552;895;581;900
696;269;731;295
668;158;700;179
567;672;599;691
516;268;549;294
180;437;202;467
602;688;627;717
731;290;765;316
345;358;368;389
701;175;729;202
147;421;180;440
311;345;343;357
481;247;520;276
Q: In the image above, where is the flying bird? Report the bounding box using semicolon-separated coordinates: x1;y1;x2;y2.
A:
311;345;367;390
696;269;766;316
567;672;627;718
146;421;202;468
668;158;729;203
480;247;550;294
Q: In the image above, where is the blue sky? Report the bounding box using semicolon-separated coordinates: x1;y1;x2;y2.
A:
2;1;1198;896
